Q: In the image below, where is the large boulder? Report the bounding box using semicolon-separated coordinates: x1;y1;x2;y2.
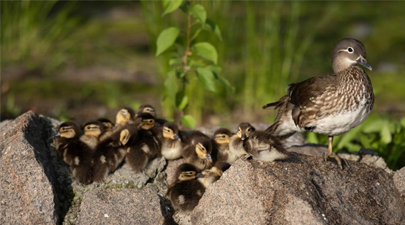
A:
191;153;405;225
0;111;70;225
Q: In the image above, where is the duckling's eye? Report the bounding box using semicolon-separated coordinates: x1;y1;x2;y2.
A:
247;128;252;132
347;47;353;53
222;135;226;138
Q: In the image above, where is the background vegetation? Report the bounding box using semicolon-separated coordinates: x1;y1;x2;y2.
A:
1;1;404;170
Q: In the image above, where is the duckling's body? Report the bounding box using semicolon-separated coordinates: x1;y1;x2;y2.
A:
126;114;161;173
229;123;256;158
212;128;237;164
167;164;205;213
55;122;93;185
156;122;182;160
181;136;213;171
93;127;133;182
244;131;289;162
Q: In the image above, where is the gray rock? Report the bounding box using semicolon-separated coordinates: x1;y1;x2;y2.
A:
393;166;405;202
0;111;71;225
76;187;164;225
191;153;405;225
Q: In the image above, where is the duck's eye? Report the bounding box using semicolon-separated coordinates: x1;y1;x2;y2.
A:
222;135;226;138
347;47;353;53
247;128;252;132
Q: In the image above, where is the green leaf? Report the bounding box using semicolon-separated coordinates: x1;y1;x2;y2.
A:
193;42;218;64
362;119;387;133
380;124;392;144
176;94;188;110
206;65;235;92
169;57;182;66
182;114;196;129
306;132;319;144
196;67;216;92
190;4;206;24
205;19;223;41
156;27;180;56
164;70;178;105
162;0;183;17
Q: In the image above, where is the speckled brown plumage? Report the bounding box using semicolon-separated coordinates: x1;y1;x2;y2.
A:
264;38;374;169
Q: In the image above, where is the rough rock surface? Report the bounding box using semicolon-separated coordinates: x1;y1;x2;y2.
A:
191;154;405;225
394;166;405;202
76;186;164;225
0;111;70;225
2;111;405;225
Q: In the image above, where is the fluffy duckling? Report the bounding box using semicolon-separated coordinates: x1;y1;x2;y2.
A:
229;122;256;158
114;107;135;130
156;122;182;160
181;136;213;171
97;118;114;141
80;121;105;151
125;113;161;173
198;164;226;188
92;126;134;182
55;122;93;185
212;128;238;164
136;104;167;126
167;163;205;213
244;131;289;162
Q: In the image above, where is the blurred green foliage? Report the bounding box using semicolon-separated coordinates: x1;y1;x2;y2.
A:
306;115;405;170
1;1;404;169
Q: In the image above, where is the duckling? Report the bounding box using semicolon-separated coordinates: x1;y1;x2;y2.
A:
80;121;105;151
97;118;114;141
114;107;135;130
181;136;213;171
156;122;182;160
125;113;161;173
55;122;93;185
136;104;167;126
92;126;134;182
212;128;238;164
167;163;205;213
244;131;289;162
229;122;256;158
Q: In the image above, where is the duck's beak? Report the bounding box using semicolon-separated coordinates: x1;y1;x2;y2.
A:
357;56;372;71
206;154;213;163
173;134;180;141
241;134;247;141
55;132;61;137
196;172;204;178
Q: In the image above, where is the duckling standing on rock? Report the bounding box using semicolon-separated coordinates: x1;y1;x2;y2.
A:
244;131;289;162
167;163;206;214
229;123;256;158
126;113;161;173
182;136;213;171
212;128;238;164
55;122;94;185
263;38;373;169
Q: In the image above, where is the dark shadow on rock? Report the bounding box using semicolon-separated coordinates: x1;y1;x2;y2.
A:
24;114;74;225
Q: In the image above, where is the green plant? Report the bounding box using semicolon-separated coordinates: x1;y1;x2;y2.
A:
306;115;405;170
155;0;233;128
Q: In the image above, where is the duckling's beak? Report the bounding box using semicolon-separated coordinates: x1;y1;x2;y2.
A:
173;134;180;141
55;132;61;137
357;56;372;71
241;134;247;141
196;172;204;178
206;154;213;163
